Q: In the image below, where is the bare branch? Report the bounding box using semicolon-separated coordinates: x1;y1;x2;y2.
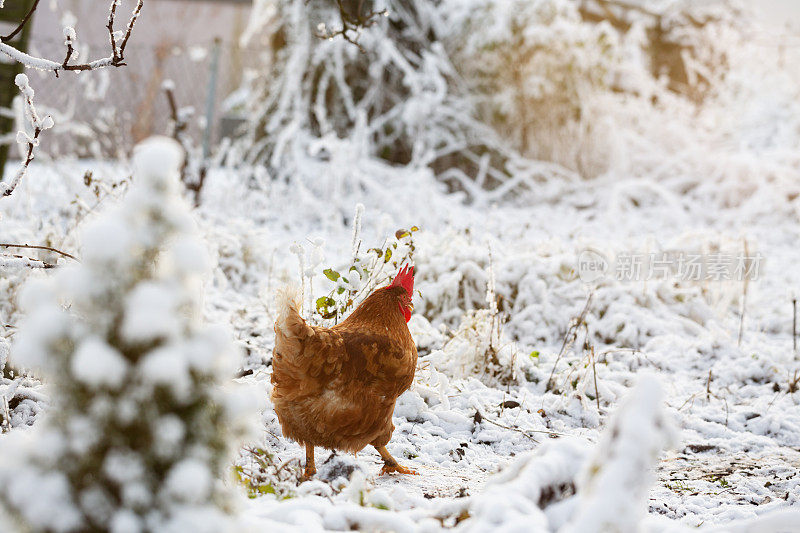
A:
163;80;207;206
0;0;41;43
0;243;79;263
117;0;145;59
0;1;144;199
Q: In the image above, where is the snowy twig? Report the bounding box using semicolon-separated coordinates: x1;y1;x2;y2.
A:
290;243;307;315
590;346;600;411
315;0;388;52
476;408;566;440
546;293;593;392
737;239;749;347
0;0;143;75
351;203;364;262
792;297;797;357
0;0;41;43
163;80;206;205
0;243;79;263
0;253;55;269
0;74;54;198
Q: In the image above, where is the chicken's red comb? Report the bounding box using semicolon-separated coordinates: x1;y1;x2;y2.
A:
389;264;414;296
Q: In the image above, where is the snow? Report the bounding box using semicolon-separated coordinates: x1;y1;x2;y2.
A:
121;283;181;343
563;375;677;533
164;459;213;503
70;338;128;389
1;1;800;532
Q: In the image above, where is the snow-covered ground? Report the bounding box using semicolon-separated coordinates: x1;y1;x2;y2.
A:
2;121;799;530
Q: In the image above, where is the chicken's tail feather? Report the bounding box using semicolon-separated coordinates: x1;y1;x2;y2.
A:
274;285;313;346
275;285;301;331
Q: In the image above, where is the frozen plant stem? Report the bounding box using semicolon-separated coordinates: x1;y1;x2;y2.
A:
792;297;797;357
0;75;53;198
351;203;364;262
0;243;79;263
737;239;749;347
547;293;593;392
290;242;307;315
591;346;600;411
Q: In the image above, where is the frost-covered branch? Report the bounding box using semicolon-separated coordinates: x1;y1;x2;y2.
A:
0;74;53;198
315;0;388;52
164;80;207;206
0;253;55;269
0;0;143;75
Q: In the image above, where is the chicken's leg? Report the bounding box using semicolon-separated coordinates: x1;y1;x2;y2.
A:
302;443;316;480
375;445;417;475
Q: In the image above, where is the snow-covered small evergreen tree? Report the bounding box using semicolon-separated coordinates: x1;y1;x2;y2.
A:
0;137;258;532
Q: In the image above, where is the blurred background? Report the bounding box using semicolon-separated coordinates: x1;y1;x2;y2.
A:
1;0;797;168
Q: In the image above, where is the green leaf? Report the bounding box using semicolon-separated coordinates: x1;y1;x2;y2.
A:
323;268;340;282
316;296;336;314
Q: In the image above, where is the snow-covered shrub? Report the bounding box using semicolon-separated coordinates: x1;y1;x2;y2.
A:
412;231;492;326
446;0;622;176
464;437;590;532
238;0;525;199
0;138;259;532
424;309;521;385
312;220;417;326
463;375;675;532
641;0;746;103
562;374;677;533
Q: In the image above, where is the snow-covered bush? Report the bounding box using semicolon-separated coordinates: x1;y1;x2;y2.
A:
464;375;675;532
562;374;677;533
446;0;622;176
464;437;590;532
312;220;417;326
0;138;258;532
238;0;524;199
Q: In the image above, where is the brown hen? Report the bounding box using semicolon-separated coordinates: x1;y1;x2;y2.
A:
271;265;418;478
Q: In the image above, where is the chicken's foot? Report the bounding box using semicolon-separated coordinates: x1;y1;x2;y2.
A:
375;445;418;475
301;443;316;480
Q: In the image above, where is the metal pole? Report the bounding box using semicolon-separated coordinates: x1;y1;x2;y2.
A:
202;38;221;162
